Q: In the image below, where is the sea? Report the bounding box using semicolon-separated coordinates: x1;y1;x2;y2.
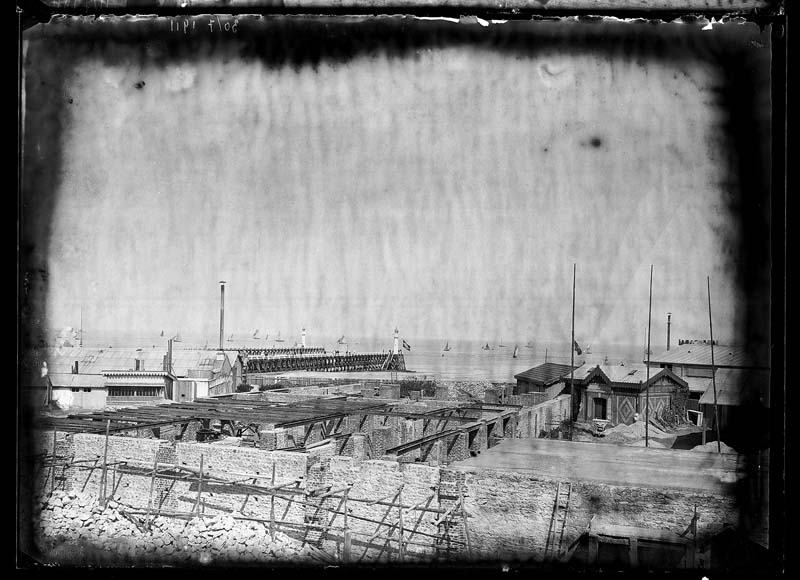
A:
51;329;646;383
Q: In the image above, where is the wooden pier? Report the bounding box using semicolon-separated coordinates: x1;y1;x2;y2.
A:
243;351;406;373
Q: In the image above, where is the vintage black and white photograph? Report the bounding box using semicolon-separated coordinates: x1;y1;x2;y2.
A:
17;0;784;573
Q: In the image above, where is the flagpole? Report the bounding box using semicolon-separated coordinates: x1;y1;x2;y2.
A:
645;265;653;448
707;277;721;454
570;263;576;440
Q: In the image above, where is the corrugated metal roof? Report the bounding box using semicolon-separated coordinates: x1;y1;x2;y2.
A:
47;373;107;389
569;364;687;388
699;369;770;406
683;376;713;394
514;363;579;386
649;344;763;368
570;363;650;384
39;347;232;377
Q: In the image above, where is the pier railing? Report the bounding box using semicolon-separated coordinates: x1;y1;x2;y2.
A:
244;352;406;373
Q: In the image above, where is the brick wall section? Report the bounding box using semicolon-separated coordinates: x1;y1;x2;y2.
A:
437;468;468;559
32;431;75;494
444;432;468;463
370;427;392;457
379;384;400;399
503;415;517;438
468;425;487;454
71;434;173;508
529;395;572;438
174;443;309;521
459;468;740;562
419;440;442;465
52;431;740;564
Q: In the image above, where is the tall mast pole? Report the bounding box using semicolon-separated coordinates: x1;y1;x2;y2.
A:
570;263;576;439
707;277;721;453
219;281;226;351
645;265;653;448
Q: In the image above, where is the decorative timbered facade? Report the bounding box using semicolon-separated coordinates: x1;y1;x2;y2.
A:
566;364;689;426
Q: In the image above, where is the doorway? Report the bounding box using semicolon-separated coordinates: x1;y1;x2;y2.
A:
593;397;607;420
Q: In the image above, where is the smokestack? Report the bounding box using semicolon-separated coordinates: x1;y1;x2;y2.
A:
219;280;226;350
166;338;173;374
301;327;306;348
666;312;672;351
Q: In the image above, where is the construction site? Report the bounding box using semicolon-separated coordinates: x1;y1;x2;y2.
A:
19;374;759;569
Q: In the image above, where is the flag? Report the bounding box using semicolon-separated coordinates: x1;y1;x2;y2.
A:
573;340;582;356
402;340;411;351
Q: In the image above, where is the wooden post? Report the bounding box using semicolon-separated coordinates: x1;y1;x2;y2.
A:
398;488;405;562
460;491;472;559
269;462;276;539
194;454;204;515
569;263;576;439
707;277;722;453
49;429;57;496
645;265;653;448
342;488;351;562
146;451;158;523
99;419;111;507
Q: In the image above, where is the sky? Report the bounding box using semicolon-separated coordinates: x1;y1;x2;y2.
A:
23;18;771;348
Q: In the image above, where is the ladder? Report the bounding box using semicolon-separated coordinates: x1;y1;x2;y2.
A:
544;481;572;561
381;351;394;371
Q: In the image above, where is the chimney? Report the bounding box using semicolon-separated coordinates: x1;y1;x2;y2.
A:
165;338;173;374
72;361;79;374
219;280;226;350
135;359;142;371
666;312;672;351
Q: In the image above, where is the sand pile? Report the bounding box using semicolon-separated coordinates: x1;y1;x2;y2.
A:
691;441;738;454
626;439;670;448
603;421;666;443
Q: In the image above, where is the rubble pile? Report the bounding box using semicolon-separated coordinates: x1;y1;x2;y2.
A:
449;381;497;400
33;490;316;565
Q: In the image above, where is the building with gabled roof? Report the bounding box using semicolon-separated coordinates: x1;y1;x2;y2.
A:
513;362;580;397
24;346;242;410
565;363;689;426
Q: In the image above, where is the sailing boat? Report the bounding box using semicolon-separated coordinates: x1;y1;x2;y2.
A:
443;340;451;352
498;339;507;347
174;331;182;342
253;329;260;339
160;330;164;337
227;333;234;342
512;345;519;358
585;343;592;355
275;331;285;342
337;335;346;345
525;340;534;348
482;343;491;351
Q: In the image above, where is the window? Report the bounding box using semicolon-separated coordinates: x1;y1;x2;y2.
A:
71;388;80;392
83;388;91;392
